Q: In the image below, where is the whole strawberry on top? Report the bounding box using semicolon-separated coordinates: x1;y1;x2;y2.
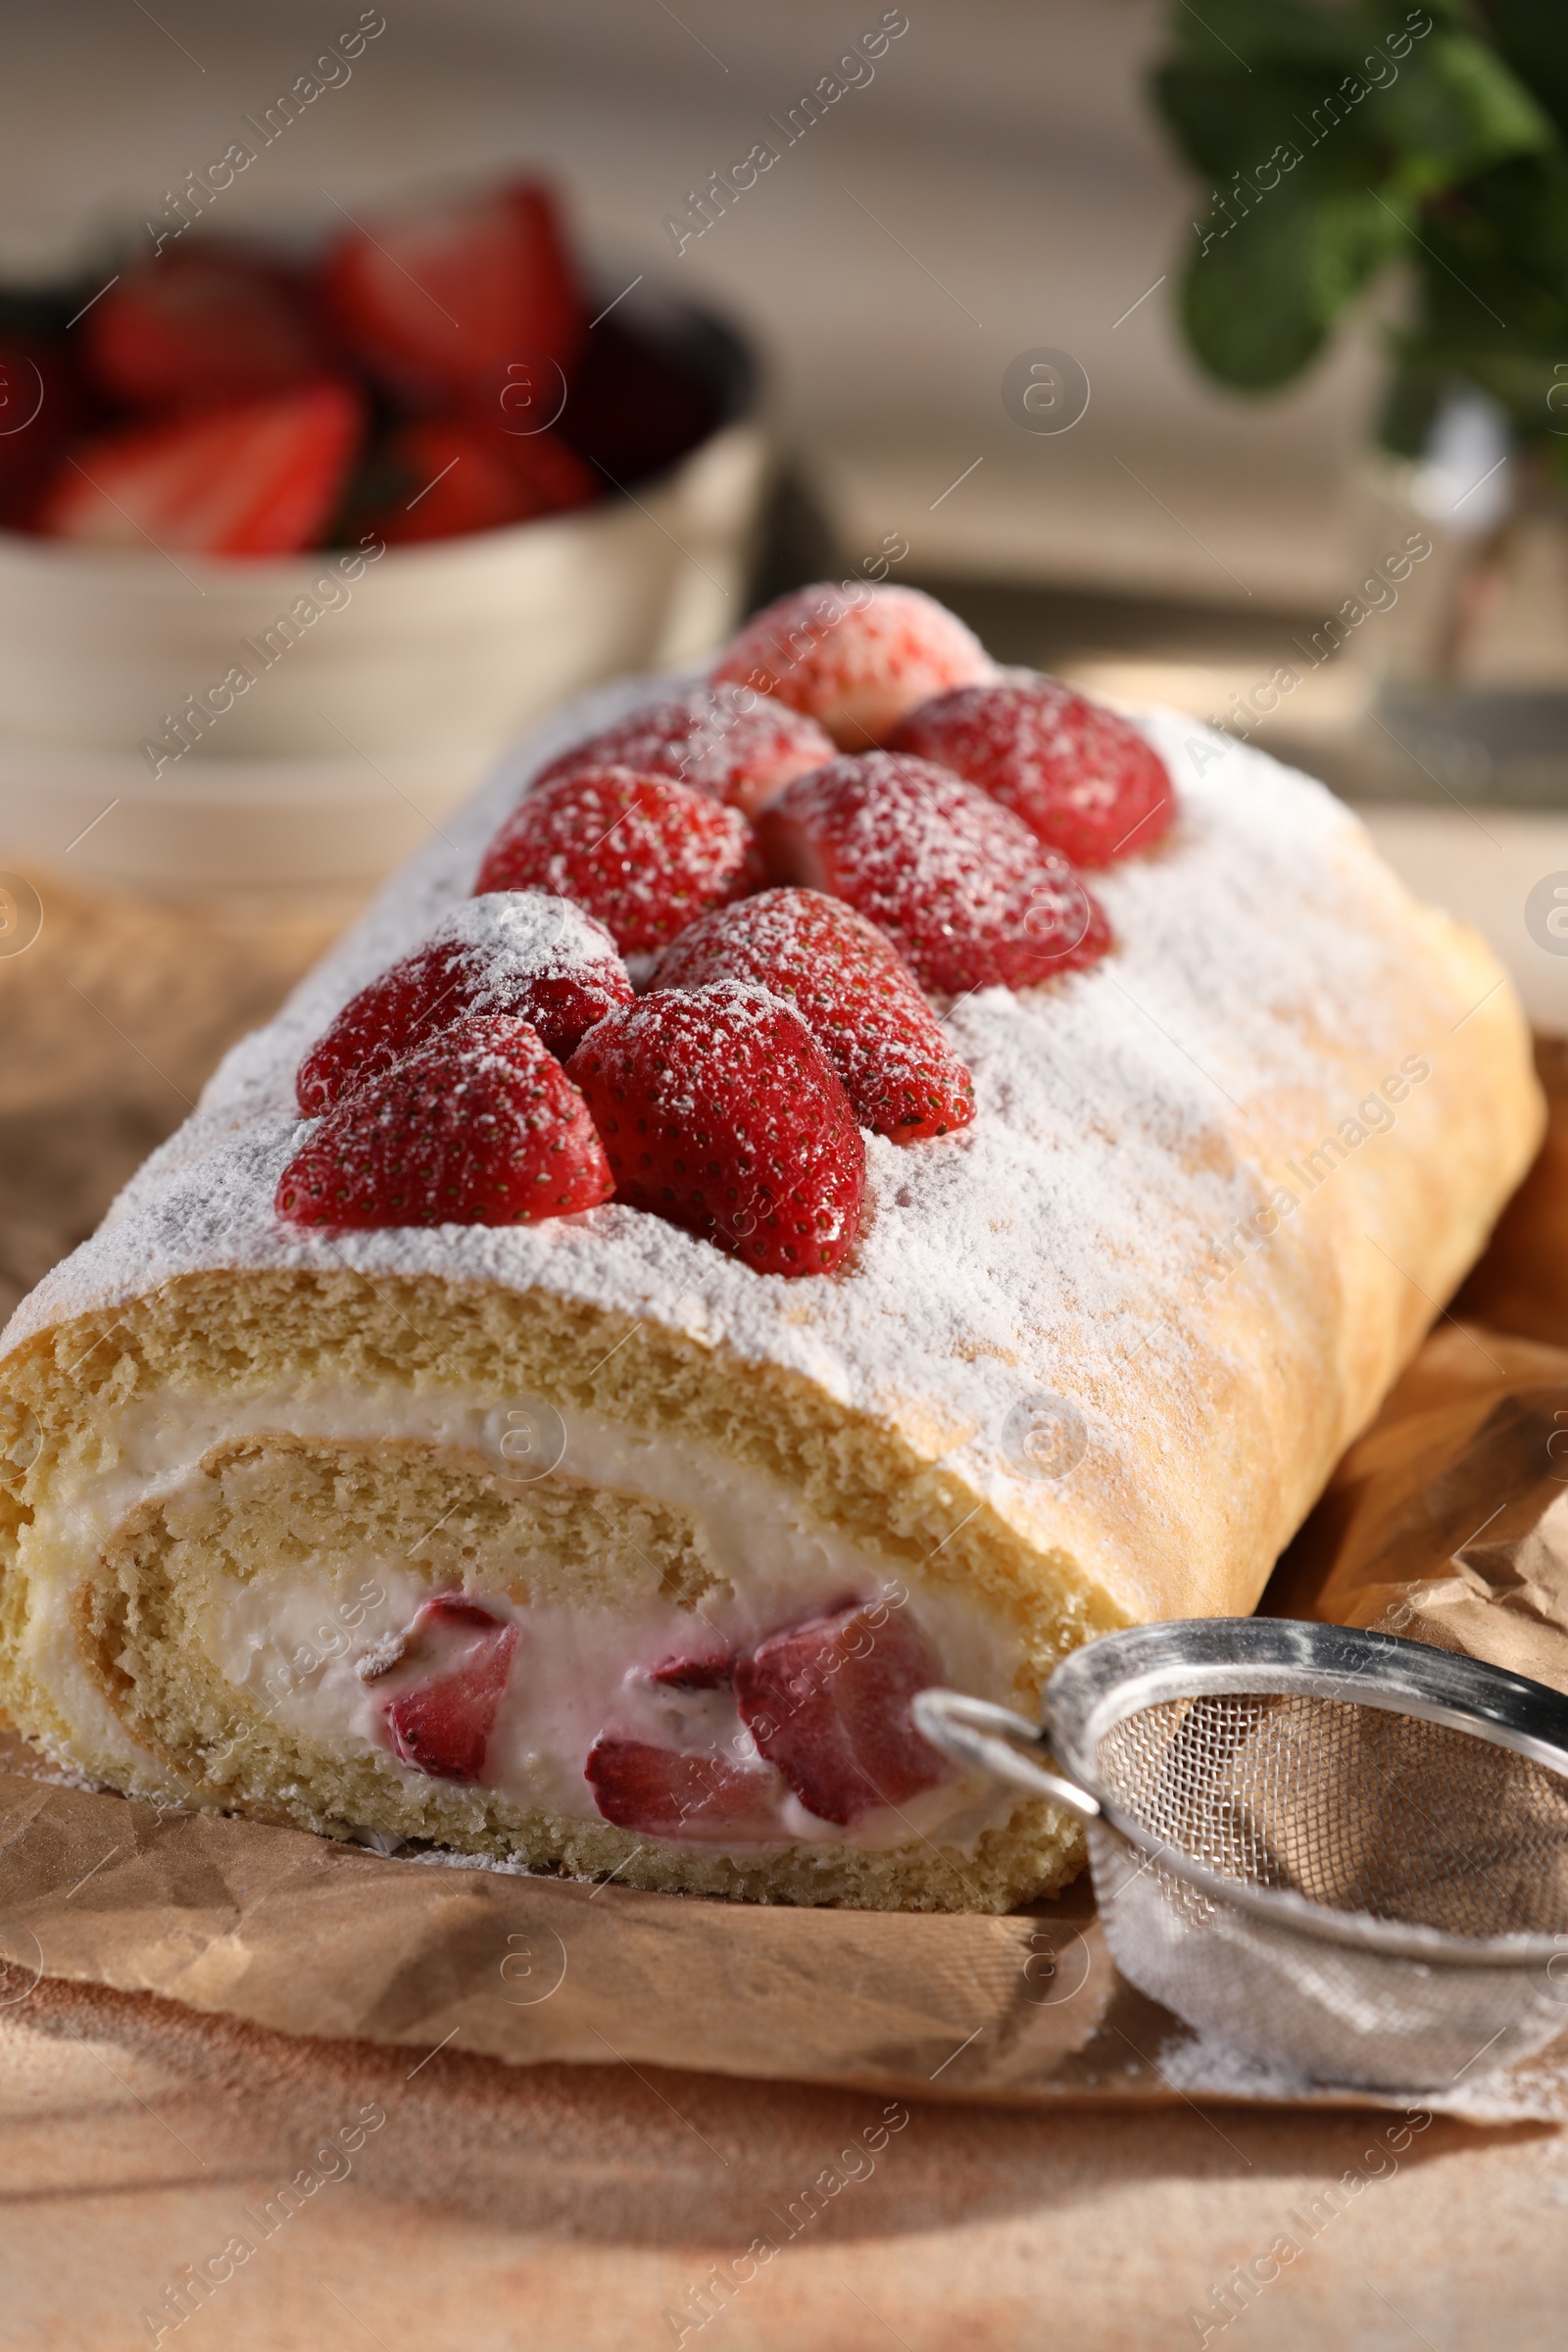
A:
892;676;1176;868
654;889;975;1141
566;981;865;1277
277;1012;612;1230
473;765;762;956
760;752;1110;996
711;581;996;751
296;892;632;1116
533;683;835;817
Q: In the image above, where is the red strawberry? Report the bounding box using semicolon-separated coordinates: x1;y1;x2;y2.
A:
276;1011;613;1230
473;766;763;957
892;678;1176;868
37;381;362;556
565;982;865;1277
296;893;632;1116
732;1598;950;1828
82;251;322;410
584;1738;783;1840
710;582;996;752
654;889;975;1142
759;753;1110;996
533;685;836;819
383;1596;516;1783
358;417;595;547
319;177;584;407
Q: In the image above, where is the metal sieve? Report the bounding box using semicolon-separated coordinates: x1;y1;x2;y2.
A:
914;1621;1568;2091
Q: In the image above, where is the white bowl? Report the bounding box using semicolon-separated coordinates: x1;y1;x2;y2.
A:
0;292;770;895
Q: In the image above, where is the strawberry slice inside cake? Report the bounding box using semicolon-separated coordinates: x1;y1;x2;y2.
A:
375;1597;518;1783
227;1537;962;1850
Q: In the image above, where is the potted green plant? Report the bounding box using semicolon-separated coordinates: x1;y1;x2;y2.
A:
1151;0;1568;703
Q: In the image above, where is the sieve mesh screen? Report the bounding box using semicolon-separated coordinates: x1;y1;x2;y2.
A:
1094;1692;1568;1939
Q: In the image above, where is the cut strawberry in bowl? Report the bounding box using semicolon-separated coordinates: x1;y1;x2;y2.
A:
532;685;836;818
653;889;975;1143
82;250;324;411
381;1595;517;1784
473;766;763;957
710;581;996;751
319;176;584;406
733;1598;952;1829
35;380;363;556
891;677;1176;868
296;893;633;1116
565;980;866;1277
760;752;1111;997
276;1010;613;1230
585;1737;784;1840
354;417;596;548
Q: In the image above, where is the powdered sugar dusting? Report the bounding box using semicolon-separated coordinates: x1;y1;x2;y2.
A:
1157;2021;1568;2124
426;890;624;981
1;670;1494;1621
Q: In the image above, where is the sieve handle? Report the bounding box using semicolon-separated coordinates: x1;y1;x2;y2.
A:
912;1690;1102;1823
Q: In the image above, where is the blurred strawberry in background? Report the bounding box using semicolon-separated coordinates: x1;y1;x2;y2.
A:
0;171;722;559
320;177;584;404
84;248;326;408
353;415;594;546
36;381;364;556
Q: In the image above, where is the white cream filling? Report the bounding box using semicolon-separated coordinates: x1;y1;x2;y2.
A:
30;1385;1020;1853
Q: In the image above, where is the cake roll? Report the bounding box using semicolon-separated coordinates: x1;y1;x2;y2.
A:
0;633;1542;1912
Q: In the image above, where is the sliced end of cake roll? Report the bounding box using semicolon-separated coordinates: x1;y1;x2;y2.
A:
0;1267;1105;1911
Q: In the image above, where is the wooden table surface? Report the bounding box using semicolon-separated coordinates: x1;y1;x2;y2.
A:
1;875;1565;2350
